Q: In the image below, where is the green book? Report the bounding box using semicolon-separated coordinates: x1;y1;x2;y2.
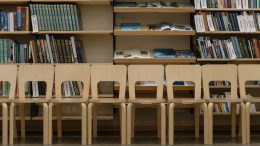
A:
73;5;80;31
70;4;76;31
0;40;3;63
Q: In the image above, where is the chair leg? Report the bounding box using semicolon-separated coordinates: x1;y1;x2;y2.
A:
127;103;132;144
208;103;213;145
56;104;62;138
131;105;135;138
42;103;48;145
246;102;251;144
157;106;161;138
168;103;174;145
201;103;208;144
195;104;200;138
19;104;26;138
9;103;15;145
231;103;237;138
2;103;8;145
48;103;54;145
120;103;126;144
240;102;246;144
81;103;87;145
88;103;93;145
160;103;166;145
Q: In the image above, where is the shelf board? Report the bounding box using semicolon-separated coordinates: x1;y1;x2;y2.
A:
197;58;260;62
114;7;195;13
114;85;195;91
197;31;260;35
0;31;30;35
114;58;196;64
114;26;195;36
32;30;113;35
0;0;29;4
31;0;112;5
196;8;260;11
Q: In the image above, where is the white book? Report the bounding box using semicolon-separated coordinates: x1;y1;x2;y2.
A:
31;15;39;32
244;15;251;32
64;82;71;97
242;0;248;9
45;34;54;63
70;36;78;63
257;13;260;30
69;81;75;96
249;15;257;32
206;15;215;31
200;15;206;32
236;0;242;9
194;0;201;9
237;15;245;32
194;15;202;32
9;13;14;32
32;81;39;97
227;40;237;59
218;40;226;58
201;0;207;8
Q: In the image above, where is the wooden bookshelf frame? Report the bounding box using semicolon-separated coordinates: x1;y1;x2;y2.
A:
31;0;112;5
31;30;113;35
197;31;260;35
196;8;260;12
114;7;195;13
114;58;196;64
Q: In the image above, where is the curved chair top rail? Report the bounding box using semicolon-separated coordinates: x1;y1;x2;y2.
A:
55;64;91;100
128;65;164;100
238;64;260;99
202;65;238;99
0;65;18;99
18;64;54;100
166;65;201;100
91;65;127;101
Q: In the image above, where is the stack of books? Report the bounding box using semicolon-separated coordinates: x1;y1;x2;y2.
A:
0;6;29;31
197;36;260;59
30;4;82;31
195;0;260;9
195;12;260;32
29;35;85;63
114;1;193;8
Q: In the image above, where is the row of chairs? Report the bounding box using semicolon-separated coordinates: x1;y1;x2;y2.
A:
0;64;258;145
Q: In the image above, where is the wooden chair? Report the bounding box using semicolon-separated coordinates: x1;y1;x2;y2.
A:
0;65;17;145
49;64;91;145
202;64;240;144
166;65;208;145
127;65;166;145
9;64;54;145
238;64;260;144
88;64;127;144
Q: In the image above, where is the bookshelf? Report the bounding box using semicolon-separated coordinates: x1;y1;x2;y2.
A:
31;30;113;35
197;31;260;35
114;7;195;13
196;8;260;11
114;58;196;64
31;0;112;5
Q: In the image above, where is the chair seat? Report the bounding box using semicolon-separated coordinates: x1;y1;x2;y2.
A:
89;98;126;104
0;99;10;103
128;98;165;104
168;98;205;104
51;98;88;103
207;98;241;103
244;97;260;103
12;98;49;103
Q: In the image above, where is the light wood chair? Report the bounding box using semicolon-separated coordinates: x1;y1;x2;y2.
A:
88;64;127;144
238;64;260;144
0;65;17;145
49;64;91;145
166;65;208;145
202;64;240;144
9;64;54;145
127;65;166;145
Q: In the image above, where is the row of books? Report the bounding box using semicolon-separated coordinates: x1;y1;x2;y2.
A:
0;6;29;32
30;4;82;31
211;94;231;113
29;35;85;63
195;0;260;9
195;12;260;32
114;1;193;8
120;22;193;31
114;49;195;59
196;37;260;59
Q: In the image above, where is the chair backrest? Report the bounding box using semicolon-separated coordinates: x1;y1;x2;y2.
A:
0;65;17;99
238;64;260;99
91;65;127;101
18;64;54;100
202;65;237;99
128;65;164;101
166;65;201;100
55;64;91;100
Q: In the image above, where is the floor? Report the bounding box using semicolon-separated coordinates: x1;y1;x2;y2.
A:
8;131;260;146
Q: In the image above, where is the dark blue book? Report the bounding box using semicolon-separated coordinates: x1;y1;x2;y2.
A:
120;23;141;31
114;2;137;7
177;50;194;58
153;48;176;58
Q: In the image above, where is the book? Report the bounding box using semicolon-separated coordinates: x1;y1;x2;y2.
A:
153;48;176;58
120;23;141;31
177;50;195;58
114;49;151;59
